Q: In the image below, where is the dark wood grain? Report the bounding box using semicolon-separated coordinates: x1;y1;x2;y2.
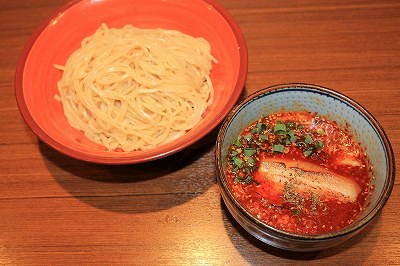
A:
1;0;399;264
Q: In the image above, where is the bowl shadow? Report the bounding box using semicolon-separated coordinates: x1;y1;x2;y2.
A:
220;198;378;263
39;127;220;214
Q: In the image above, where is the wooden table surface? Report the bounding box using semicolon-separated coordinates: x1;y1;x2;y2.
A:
1;0;399;265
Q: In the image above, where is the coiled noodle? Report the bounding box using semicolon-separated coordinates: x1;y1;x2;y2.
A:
55;24;216;151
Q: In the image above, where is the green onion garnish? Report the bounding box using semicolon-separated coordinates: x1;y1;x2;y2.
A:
303;148;314;157
316;128;325;135
274;123;287;135
233;138;242;147
246;157;257;166
304;134;313;144
244;134;252;141
244;175;253;184
315;140;324;150
232;157;243;167
273;144;285;153
244;148;256;157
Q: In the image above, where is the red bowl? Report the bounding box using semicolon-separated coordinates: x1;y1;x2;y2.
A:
15;0;248;164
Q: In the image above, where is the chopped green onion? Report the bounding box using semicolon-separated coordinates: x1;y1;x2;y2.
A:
232;157;243;167
259;134;268;141
303;148;314;157
234;176;242;184
233;138;242;147
244;148;256;157
244;175;253;184
244;134;252;141
274;123;287;135
316;128;325;135
304;134;313;144
273;144;285;153
246;157;257;166
315;140;324;150
276;130;286;136
287;130;295;138
245;167;252;175
287;130;298;143
254;122;268;133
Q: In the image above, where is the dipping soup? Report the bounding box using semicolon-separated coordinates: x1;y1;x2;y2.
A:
226;111;374;235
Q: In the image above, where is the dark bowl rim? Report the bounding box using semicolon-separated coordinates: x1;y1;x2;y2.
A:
14;0;248;165
215;82;395;241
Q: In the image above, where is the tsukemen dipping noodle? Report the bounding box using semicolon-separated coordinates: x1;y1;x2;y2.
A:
226;111;374;235
55;24;217;151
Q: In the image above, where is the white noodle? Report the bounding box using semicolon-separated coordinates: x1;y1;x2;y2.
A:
55;24;217;151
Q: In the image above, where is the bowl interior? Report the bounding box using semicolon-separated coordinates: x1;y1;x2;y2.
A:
219;84;394;238
16;0;247;163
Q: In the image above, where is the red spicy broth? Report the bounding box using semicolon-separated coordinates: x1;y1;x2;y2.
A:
226;111;374;235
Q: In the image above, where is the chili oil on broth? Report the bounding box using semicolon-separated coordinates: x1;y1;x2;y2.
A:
226;111;374;235
55;23;217;152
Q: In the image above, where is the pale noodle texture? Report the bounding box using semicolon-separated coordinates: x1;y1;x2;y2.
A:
55;24;216;151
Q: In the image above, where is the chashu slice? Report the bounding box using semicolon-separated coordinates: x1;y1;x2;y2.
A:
258;158;361;203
